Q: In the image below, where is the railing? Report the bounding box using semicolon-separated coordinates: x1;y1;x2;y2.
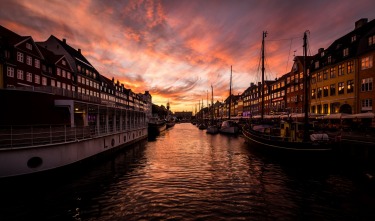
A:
0;123;147;149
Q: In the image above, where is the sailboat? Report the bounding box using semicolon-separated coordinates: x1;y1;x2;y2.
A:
206;85;219;134
219;65;240;135
242;31;339;156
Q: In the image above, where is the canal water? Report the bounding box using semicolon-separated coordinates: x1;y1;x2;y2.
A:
1;123;375;220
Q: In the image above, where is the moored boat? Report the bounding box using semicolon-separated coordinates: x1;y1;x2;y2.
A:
148;117;167;136
242;31;340;157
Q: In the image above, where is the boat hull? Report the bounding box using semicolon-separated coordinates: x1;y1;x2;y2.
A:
0;128;147;178
148;122;166;136
242;128;334;159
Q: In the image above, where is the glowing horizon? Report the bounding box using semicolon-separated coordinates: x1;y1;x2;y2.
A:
1;0;374;112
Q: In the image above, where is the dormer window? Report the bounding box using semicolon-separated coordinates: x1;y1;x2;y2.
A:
328;56;332;64
369;35;375;46
320;51;325;57
315;61;319;69
62;60;66;65
351;35;357;42
26;43;32;50
343;48;349;57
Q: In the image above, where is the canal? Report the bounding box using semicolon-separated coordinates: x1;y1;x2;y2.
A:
1;123;375;220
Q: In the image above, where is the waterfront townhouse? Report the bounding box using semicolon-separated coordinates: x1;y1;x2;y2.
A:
0;25;44;89
270;75;287;114
37;46;74;95
309;19;375;115
357;25;375;114
260;80;275;115
37;36;101;103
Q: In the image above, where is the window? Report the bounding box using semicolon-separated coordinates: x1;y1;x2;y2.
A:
67;72;71;79
330;84;336;96
26;43;32;50
26;72;32;82
42;77;47;86
347;80;354;93
287;77;290;84
62;70;66;78
369;35;375;46
26;56;32;66
35;75;40;84
62;60;66;65
323;69;328;80
347;61;353;74
323;104;328;114
78;87;82;93
7;67;14;77
338;64;344;76
51;79;55;87
351;35;357;42
361;56;373;70
17;70;24;80
343;48;349;57
62;83;66;89
57;81;61;88
287;87;290;93
311;89;316;99
57;68;61;76
67;85;71;91
17;52;24;62
361;78;373;92
300;83;303;90
34;59;40;68
323;86;329;97
311;74;316;84
317;105;322;114
328;56;332;64
317;72;322;82
362;99;373;110
311;106;316;113
315;61;319;69
317;87;322;98
338;82;345;94
330;68;336;78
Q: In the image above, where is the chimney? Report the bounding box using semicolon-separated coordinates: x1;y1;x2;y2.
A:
355;18;368;29
63;38;66;44
78;48;81;54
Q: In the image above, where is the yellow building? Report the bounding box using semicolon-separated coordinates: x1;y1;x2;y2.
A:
310;19;375;115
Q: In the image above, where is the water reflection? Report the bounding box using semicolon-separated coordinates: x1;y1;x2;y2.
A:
1;123;375;220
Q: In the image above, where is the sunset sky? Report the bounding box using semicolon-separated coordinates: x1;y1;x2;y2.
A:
1;0;374;112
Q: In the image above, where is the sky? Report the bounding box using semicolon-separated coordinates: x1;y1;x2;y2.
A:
1;0;374;112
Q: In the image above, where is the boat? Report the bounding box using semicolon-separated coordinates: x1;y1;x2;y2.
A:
0;26;149;178
206;85;219;134
219;66;240;135
165;101;175;129
242;31;339;156
148;117;167;136
166;121;176;128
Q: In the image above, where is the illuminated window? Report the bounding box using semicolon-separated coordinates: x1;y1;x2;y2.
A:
17;70;24;80
7;67;14;77
347;61;354;74
338;64;344;76
34;59;40;68
17;52;24;62
338;82;345;94
361;56;373;70
26;56;32;66
347;80;354;93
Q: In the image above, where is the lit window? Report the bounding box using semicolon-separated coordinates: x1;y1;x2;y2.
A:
62;70;66;78
369;35;375;46
347;61;354;74
26;72;32;82
347;80;354;93
17;52;24;62
343;48;349;57
56;68;61;76
26;56;32;66
351;35;356;42
338;64;344;76
35;75;40;84
17;70;24;80
34;59;40;68
330;68;336;78
62;60;66;65
361;56;373;70
57;81;61;88
361;78;373;92
26;43;32;50
51;79;55;87
7;67;14;77
338;82;345;94
42;77;47;86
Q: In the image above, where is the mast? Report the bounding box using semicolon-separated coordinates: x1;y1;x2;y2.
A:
211;84;214;124
303;31;309;142
228;65;232;119
261;31;267;120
